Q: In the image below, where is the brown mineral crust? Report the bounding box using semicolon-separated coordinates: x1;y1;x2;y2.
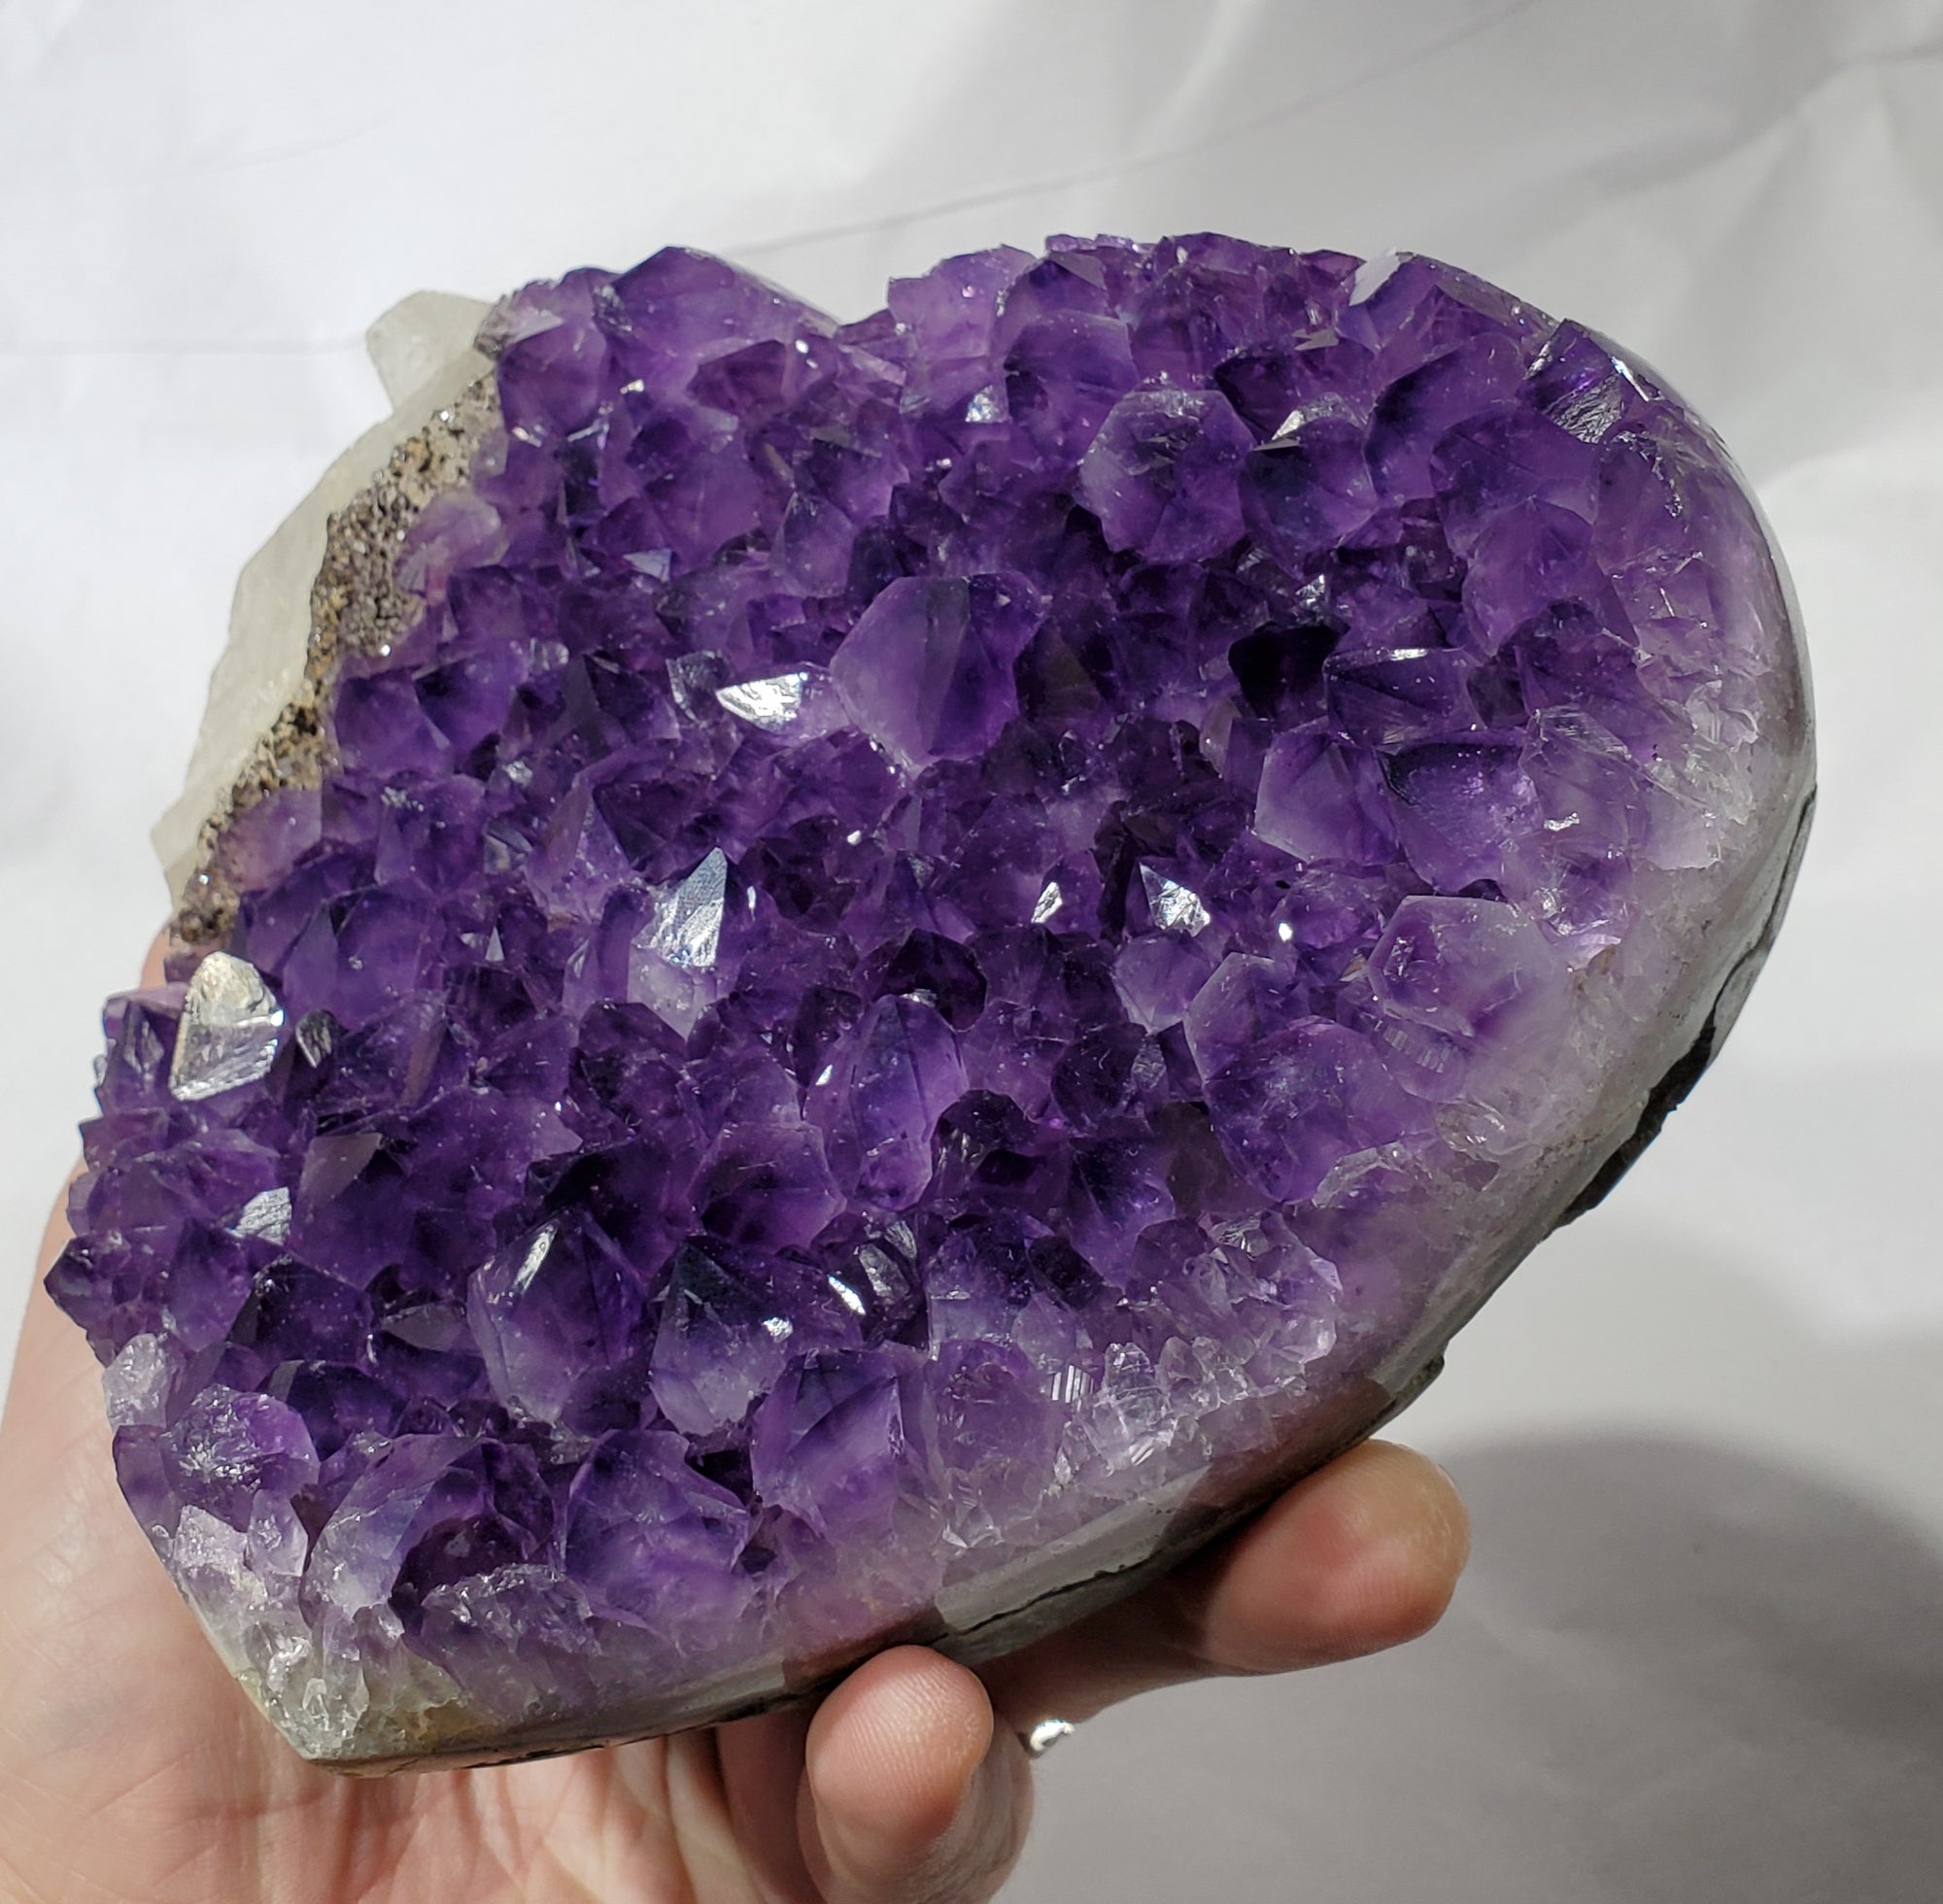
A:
171;376;500;947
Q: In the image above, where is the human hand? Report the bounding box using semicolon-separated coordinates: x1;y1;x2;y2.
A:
0;950;1468;1904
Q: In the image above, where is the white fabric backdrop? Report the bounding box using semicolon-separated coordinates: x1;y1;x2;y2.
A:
2;2;1939;1895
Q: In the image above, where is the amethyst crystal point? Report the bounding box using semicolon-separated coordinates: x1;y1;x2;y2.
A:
52;237;1812;1769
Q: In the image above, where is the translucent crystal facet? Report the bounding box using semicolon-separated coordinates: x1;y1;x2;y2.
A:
50;236;1812;1770
167;951;286;1102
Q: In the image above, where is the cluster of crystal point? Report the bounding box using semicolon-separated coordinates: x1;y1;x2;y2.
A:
50;236;1810;1767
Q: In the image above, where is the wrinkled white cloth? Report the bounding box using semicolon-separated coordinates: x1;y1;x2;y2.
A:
2;4;1939;1897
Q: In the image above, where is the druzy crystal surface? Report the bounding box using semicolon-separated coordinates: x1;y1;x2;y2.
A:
50;236;1811;1768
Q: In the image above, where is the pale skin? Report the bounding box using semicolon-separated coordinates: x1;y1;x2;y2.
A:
0;944;1470;1904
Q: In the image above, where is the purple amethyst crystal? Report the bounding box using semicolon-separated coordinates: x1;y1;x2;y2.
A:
51;236;1812;1768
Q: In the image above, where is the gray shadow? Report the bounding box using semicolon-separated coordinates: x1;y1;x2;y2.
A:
1006;1240;1943;1904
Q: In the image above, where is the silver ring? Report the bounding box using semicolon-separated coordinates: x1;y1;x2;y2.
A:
1019;1717;1075;1759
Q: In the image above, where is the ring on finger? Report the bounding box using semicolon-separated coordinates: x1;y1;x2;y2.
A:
1018;1717;1075;1759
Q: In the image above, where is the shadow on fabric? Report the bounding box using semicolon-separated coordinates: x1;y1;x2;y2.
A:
1010;1427;1943;1902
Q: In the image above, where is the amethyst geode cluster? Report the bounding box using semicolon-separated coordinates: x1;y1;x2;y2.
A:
50;236;1811;1768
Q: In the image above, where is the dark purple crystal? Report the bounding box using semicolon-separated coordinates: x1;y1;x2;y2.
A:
51;235;1810;1766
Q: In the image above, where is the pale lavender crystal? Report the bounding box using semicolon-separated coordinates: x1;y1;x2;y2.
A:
830;574;1041;770
1078;389;1255;560
50;236;1812;1768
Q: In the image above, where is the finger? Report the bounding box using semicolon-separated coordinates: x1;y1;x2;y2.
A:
139;932;169;989
801;1646;1030;1904
15;1135;110;1440
980;1439;1468;1732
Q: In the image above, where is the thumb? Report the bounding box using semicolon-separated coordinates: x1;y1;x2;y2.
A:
801;1647;1031;1904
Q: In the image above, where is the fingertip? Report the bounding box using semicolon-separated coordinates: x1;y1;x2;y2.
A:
1319;1442;1470;1649
809;1646;992;1844
806;1646;1023;1901
1209;1440;1471;1672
